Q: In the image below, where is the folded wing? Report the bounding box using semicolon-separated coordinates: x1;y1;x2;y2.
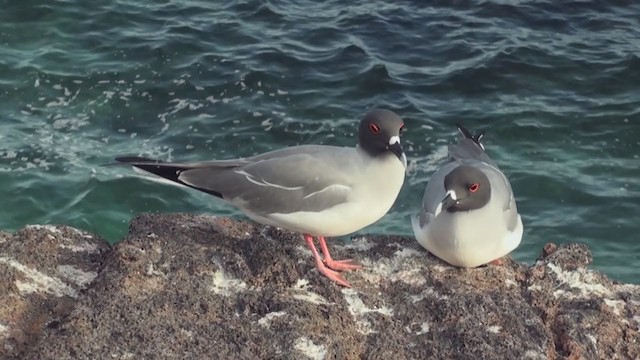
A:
116;146;355;216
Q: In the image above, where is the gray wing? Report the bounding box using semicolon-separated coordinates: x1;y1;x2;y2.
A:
476;162;520;231
177;145;356;215
416;162;459;228
504;194;520;232
449;137;497;167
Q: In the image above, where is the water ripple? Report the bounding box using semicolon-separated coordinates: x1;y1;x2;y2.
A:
0;0;639;282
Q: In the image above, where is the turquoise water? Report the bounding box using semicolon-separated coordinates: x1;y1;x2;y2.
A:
1;1;638;283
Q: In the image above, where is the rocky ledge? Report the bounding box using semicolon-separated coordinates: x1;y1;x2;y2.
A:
0;213;638;360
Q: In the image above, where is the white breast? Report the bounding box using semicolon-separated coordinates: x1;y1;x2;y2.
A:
414;198;523;268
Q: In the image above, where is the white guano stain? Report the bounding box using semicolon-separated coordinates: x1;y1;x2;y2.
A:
209;269;247;296
57;265;98;287
342;236;375;251
25;225;61;234
59;242;99;253
294;337;327;360
416;322;430;335
486;325;501;334
0;323;9;339
0;257;77;298
257;311;287;328
342;288;393;334
291;279;330;305
547;263;610;298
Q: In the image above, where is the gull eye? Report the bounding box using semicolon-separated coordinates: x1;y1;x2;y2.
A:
369;123;380;134
469;183;479;192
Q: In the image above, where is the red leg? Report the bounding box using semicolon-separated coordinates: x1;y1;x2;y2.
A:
304;235;351;287
318;236;362;271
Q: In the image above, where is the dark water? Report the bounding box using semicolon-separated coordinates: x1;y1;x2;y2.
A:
1;1;639;283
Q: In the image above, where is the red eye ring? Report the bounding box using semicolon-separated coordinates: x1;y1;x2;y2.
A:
469;183;479;192
369;123;380;134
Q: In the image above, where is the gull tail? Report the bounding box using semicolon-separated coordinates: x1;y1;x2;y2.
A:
115;156;187;183
450;124;496;165
456;123;485;150
114;156;223;198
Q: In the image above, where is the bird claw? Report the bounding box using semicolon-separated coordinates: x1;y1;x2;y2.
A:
317;266;352;287
324;258;363;272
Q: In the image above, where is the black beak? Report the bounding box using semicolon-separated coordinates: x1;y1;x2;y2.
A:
388;142;407;168
441;193;458;210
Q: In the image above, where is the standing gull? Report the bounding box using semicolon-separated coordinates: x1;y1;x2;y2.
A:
116;109;407;287
411;124;523;267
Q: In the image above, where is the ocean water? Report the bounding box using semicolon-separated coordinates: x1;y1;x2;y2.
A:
1;1;638;283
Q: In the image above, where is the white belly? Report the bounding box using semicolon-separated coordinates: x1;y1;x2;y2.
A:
414;208;523;268
255;154;405;237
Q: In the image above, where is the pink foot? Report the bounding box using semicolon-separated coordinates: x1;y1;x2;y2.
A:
489;258;504;266
324;258;363;272
316;264;352;288
304;234;352;287
317;236;363;272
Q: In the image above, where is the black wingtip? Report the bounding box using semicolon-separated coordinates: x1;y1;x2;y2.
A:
455;123;485;149
100;156;160;167
115;156;158;164
456;123;473;139
110;156;224;199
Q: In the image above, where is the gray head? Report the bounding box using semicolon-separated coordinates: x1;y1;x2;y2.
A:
358;109;406;167
441;165;491;213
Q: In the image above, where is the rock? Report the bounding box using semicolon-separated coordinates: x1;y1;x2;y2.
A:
526;243;640;359
3;213;639;359
0;225;110;359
